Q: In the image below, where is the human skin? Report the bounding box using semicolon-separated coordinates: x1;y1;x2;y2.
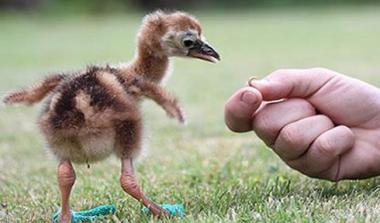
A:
224;68;380;181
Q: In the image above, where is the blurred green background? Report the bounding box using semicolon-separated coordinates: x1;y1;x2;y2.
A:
1;1;380;222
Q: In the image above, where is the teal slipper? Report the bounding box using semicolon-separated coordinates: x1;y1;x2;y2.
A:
52;205;116;223
142;203;185;217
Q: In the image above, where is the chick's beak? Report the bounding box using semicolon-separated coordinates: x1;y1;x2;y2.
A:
187;40;220;63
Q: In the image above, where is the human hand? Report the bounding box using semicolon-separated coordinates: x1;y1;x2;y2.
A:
225;68;380;181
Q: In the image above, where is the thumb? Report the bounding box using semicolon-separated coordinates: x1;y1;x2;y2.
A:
224;87;263;132
249;68;336;101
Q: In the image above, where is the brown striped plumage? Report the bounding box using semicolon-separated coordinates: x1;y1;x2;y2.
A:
3;10;219;221
35;65;185;163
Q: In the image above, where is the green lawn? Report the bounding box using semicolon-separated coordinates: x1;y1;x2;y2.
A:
1;5;380;222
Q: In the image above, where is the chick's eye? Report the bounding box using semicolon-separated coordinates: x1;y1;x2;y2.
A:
183;39;194;48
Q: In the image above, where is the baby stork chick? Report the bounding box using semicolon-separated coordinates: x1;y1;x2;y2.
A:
3;10;219;222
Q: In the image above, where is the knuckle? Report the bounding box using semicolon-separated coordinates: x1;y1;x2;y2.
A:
316;136;336;157
315;114;334;127
269;69;289;80
271;68;288;76
287;98;316;115
317;114;331;122
310;67;332;75
299;100;315;114
295;100;316;116
253;113;276;136
279;124;303;147
339;125;354;139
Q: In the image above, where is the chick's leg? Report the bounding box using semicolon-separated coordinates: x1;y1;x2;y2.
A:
115;115;170;217
120;158;170;217
57;160;76;223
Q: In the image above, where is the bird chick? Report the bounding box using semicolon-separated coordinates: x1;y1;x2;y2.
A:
3;10;219;222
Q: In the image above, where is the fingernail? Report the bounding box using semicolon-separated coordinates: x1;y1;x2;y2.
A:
241;91;258;104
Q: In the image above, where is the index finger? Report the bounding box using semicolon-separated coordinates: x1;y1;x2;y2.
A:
248;68;336;101
224;87;263;132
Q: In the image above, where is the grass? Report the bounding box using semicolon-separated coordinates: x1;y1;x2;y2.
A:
1;5;380;222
